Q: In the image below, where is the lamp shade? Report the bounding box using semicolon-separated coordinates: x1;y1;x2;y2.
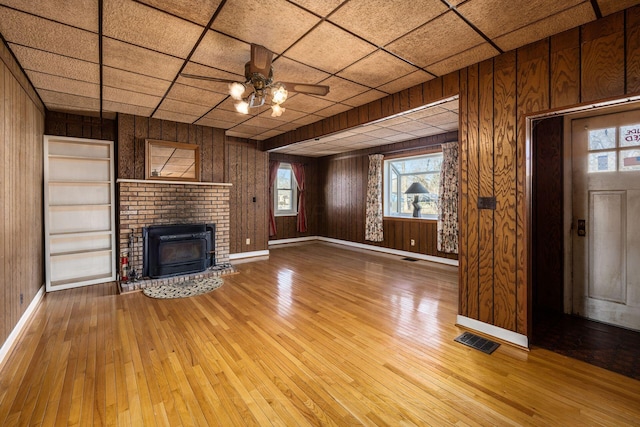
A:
404;182;429;194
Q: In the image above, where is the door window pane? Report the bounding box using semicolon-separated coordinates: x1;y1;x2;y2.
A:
620;124;640;147
588;128;616;150
620;149;640;171
588;151;616;173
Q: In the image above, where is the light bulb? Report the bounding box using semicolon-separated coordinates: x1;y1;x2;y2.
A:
234;100;249;114
271;84;288;104
271;104;285;117
229;82;245;100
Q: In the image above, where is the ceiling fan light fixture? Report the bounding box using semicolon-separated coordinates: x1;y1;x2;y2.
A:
271;104;285;117
271;83;288;105
249;91;266;108
229;82;246;100
234;99;249;114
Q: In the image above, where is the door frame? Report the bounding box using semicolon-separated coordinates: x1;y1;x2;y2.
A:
526;97;640;320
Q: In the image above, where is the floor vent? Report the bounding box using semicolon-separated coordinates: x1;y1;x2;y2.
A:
454;332;500;354
402;257;419;262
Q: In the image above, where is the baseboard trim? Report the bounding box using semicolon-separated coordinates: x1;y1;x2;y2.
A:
229;249;270;260
456;315;529;349
0;285;45;367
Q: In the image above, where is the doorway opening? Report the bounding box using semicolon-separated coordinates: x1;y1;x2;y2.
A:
530;101;640;381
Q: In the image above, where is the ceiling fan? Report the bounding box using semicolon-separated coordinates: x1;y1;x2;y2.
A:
181;44;330;117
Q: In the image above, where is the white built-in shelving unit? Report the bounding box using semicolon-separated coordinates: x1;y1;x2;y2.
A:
44;136;116;291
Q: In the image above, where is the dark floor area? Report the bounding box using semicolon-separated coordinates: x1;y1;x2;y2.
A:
532;310;640;381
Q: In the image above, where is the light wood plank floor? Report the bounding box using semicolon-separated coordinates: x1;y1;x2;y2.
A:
1;242;639;426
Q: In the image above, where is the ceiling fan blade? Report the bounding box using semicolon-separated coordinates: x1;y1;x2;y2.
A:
280;82;330;96
248;44;273;77
180;73;240;84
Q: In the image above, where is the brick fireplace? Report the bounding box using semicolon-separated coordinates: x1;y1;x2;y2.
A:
117;179;232;291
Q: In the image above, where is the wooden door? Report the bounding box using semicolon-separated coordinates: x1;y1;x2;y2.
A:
571;110;640;331
44;136;116;291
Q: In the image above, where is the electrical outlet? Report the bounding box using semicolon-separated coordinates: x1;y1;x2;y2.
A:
410;239;415;246
246;238;251;245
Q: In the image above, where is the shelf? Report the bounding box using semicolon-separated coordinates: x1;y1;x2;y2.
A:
50;230;113;238
49;154;110;161
50;273;114;288
49;203;112;208
48;180;111;185
51;248;113;257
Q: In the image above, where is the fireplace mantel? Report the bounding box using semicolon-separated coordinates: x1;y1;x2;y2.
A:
116;178;232;187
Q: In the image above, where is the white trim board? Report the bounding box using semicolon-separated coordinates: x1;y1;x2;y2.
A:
269;236;459;267
456;315;529;349
229;250;270;260
0;286;45;368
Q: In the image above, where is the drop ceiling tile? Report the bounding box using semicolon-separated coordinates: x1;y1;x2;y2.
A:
166;83;227;107
190;30;251;74
318;76;370;103
212;0;320;54
338;133;376;144
291;114;323;126
281;94;334;113
407;126;442;137
103;67;171;96
179;62;244;94
341;89;386;107
285;21;377;74
457;0;585;39
242;115;287;130
28;71;99;99
256;129;285;140
0;0;98;31
386;11;486;68
0;8;98;62
103;0;203;58
329;0;447;46
103;87;162;108
376;70;433;94
597;0;640;16
226;130;257;139
272;56;331;85
47;104;102;117
314;103;352;117
137;0;223;26
378;116;410;127
363;127;399;139
102;38;184;81
419;111;458;126
228;123;268;136
152;109;200;124
425;43;498;77
39;89;100;110
194;117;236;129
288;0;346;16
387;121;432;134
201;107;250;124
275;122;299;132
494;3;595;51
102;100;154;117
156;98;211;117
384;132;419;142
439;100;459;111
10;44;99;83
261;107;308;122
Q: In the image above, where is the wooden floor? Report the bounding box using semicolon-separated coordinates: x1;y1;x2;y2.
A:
1;242;639;426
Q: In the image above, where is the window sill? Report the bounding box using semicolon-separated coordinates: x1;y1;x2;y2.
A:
384;216;437;222
275;213;298;217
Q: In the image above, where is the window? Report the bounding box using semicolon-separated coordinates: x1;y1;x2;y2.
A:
587;122;640;173
274;163;298;216
384;152;443;219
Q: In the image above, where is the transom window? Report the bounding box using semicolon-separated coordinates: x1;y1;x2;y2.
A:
384;153;443;219
274;163;298;216
587;122;640;172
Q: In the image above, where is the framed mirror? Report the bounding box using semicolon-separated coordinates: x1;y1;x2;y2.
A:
145;139;200;182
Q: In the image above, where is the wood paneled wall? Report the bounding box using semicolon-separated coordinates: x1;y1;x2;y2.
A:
225;137;269;254
0;41;45;347
458;7;640;337
45;111;115;141
117;114;225;182
317;133;459;260
269;153;323;239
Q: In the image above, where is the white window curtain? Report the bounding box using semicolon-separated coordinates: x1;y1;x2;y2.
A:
437;141;459;253
365;154;384;242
